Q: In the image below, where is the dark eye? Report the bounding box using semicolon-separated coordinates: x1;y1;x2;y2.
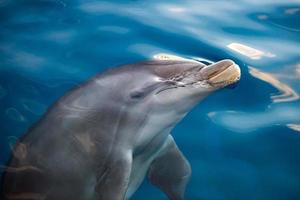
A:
130;90;146;99
129;82;165;100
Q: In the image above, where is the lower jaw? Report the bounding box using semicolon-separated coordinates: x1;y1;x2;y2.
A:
207;77;239;88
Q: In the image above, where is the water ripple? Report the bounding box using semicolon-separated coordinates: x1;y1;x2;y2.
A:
208;106;300;133
5;108;26;122
249;67;300;103
21;98;46;116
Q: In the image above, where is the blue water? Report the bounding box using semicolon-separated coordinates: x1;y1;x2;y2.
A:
1;0;300;199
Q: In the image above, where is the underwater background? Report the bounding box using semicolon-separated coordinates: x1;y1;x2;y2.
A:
0;0;300;199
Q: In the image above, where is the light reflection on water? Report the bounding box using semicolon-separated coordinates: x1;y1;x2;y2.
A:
208;106;300;133
249;67;300;103
0;0;300;199
287;124;300;132
227;43;275;60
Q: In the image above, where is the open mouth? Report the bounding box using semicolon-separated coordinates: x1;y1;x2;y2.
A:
200;59;241;87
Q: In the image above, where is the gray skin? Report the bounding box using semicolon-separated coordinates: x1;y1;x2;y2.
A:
1;58;240;200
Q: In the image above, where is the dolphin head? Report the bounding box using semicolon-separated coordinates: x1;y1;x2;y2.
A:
93;57;240;124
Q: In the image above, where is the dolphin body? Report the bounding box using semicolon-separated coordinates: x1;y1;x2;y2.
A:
1;55;241;200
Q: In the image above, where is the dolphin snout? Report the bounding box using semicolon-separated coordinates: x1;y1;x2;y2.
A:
200;59;235;79
200;59;241;86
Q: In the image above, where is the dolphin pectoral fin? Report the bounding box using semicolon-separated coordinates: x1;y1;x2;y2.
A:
95;152;132;200
148;136;191;200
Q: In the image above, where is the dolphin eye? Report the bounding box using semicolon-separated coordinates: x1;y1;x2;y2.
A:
129;82;166;100
130;90;146;99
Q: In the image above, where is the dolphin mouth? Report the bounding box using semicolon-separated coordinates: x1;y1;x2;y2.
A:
200;59;241;87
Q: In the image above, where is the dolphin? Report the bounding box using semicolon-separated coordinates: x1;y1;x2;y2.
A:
1;54;241;200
